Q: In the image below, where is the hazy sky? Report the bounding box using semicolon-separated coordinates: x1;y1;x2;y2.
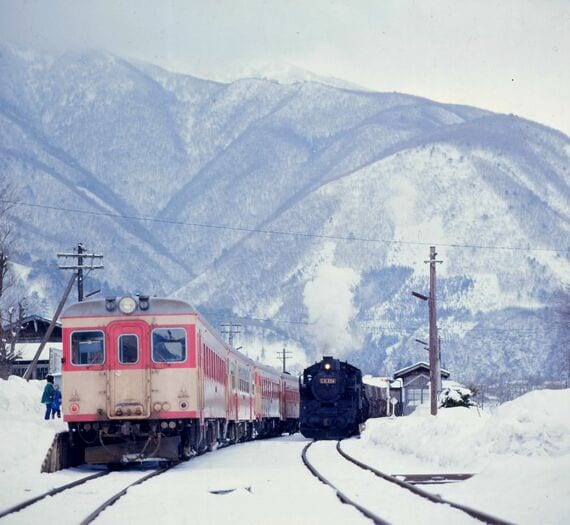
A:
1;0;569;135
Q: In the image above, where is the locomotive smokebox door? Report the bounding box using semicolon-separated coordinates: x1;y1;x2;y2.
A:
311;357;344;403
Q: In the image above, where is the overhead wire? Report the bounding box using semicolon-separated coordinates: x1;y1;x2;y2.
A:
5;200;569;254
4;199;567;332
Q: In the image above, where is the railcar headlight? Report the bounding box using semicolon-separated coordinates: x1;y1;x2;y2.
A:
118;296;137;314
324;363;331;370
105;297;116;312
138;295;150;310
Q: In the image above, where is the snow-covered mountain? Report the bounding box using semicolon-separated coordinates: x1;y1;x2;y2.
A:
1;44;568;383
216;60;370;91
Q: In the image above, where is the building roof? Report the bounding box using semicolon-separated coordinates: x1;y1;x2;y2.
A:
13;342;62;361
363;375;391;387
3;314;62;330
393;361;450;379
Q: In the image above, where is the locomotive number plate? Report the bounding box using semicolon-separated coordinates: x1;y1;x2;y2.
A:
320;378;336;384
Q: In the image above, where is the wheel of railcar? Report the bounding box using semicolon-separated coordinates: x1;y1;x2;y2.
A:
179;429;192;460
206;423;215;451
227;422;236;444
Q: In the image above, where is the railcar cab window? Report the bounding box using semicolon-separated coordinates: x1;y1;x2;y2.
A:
152;328;186;363
119;334;139;364
71;330;104;365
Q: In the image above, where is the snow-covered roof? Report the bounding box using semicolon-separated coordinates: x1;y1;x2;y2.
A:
13;342;62;361
363;375;403;389
393;361;450;379
362;375;391;387
3;314;61;330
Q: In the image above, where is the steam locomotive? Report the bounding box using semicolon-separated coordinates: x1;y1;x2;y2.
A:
299;356;385;439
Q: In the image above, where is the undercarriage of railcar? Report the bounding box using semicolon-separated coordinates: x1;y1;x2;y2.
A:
65;417;297;465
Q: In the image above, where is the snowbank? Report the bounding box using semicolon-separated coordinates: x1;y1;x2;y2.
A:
361;388;570;470
0;375;76;511
354;388;570;524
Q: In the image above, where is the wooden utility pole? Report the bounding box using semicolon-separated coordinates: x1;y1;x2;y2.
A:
57;243;104;302
276;346;292;373
24;245;104;380
221;321;241;348
425;246;443;415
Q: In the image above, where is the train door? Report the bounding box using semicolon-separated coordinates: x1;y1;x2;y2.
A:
249;369;254;420
107;320;150;419
280;379;286;421
233;361;239;420
253;371;260;420
198;331;205;423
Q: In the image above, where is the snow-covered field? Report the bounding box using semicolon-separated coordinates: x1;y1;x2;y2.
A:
0;376;568;524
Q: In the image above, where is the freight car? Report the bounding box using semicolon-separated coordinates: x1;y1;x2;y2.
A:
299;356;385;439
61;295;299;464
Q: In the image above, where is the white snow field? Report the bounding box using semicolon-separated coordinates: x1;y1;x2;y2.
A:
0;376;568;524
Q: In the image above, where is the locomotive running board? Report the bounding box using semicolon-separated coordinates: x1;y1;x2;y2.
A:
84;436;181;464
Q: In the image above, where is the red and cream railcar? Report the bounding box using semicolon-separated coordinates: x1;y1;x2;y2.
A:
61;296;299;464
281;374;300;429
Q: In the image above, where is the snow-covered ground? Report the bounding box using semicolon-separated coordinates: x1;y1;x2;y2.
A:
0;376;568;524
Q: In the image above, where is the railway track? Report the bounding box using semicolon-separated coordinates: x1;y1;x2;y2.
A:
0;464;177;524
302;440;515;525
392;472;474;485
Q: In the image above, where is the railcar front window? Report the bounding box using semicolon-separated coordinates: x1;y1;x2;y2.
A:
152;328;186;363
119;334;139;364
71;331;104;365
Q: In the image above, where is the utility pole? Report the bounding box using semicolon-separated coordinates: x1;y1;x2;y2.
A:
24;245;104;379
426;246;443;415
412;246;443;415
77;243;84;301
221;321;241;348
276;345;292;373
57;243;104;301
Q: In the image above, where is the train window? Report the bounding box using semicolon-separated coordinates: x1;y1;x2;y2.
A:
71;331;104;365
119;334;138;364
238;367;250;393
152;328;186;363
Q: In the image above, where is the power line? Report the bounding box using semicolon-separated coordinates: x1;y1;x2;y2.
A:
203;311;313;325
6;200;568;254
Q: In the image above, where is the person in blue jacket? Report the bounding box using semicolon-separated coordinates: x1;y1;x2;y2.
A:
51;384;62;418
41;375;55;420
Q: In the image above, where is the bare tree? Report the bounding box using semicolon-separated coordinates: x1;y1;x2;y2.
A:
0;184;26;379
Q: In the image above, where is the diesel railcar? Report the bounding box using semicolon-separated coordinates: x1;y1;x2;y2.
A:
61;295;299;464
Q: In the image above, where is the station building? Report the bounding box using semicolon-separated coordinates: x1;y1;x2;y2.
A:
393;361;450;415
7;315;62;380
